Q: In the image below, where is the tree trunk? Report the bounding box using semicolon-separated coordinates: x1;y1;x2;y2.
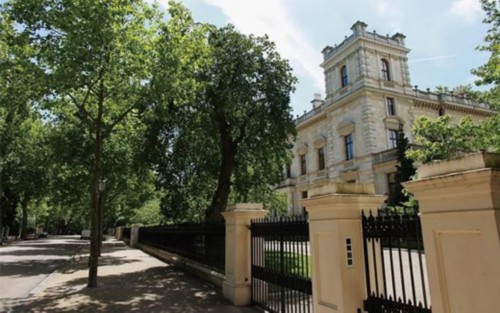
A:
207;132;236;222
20;194;30;240
88;90;104;288
0;195;4;245
97;187;107;256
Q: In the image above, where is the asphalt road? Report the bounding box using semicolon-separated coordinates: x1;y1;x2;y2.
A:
0;236;86;312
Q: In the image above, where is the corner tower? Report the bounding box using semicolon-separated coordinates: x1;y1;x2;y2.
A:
321;21;412;105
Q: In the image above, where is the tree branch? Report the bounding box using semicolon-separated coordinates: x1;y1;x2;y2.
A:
106;102;139;135
67;92;95;123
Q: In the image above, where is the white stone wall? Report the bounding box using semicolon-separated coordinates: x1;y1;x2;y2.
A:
281;22;494;213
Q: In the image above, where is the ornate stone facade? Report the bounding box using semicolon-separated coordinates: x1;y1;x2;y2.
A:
279;21;494;215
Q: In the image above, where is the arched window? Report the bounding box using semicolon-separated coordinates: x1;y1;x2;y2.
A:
381;59;390;81
340;65;348;88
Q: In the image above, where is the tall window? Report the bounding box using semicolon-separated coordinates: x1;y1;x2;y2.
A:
381;59;390;81
300;154;307;175
317;147;325;170
286;164;291;178
340;65;348;88
388;129;398;149
345;134;354;160
386;97;396;115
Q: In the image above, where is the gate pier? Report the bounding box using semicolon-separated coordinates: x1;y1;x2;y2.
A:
222;203;267;306
302;183;384;313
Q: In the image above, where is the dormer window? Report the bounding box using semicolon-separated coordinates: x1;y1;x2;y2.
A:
340;65;348;88
381;59;390;81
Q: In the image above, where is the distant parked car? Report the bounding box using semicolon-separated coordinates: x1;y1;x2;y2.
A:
80;229;91;240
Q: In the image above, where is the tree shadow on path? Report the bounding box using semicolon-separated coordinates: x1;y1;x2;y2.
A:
12;240;257;313
17;265;247;313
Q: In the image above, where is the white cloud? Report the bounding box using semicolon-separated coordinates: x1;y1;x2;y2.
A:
202;0;324;90
409;55;457;63
371;0;391;15
449;0;482;23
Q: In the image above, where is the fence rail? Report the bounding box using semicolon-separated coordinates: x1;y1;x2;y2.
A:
250;215;312;313
138;223;225;273
362;210;431;313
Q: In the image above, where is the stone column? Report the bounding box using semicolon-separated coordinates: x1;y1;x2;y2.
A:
115;226;123;240
404;151;500;313
221;203;267;306
130;224;141;248
301;184;384;313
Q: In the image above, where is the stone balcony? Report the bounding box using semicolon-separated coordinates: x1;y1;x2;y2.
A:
372;148;398;165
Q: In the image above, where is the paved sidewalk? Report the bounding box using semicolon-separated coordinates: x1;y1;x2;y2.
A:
15;238;259;313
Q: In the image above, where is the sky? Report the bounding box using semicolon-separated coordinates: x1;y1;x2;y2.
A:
1;0;489;116
153;0;490;116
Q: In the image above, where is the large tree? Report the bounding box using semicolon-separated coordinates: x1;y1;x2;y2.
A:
146;6;297;222
16;113;51;239
4;0;163;287
473;0;500;109
202;26;297;221
0;16;45;242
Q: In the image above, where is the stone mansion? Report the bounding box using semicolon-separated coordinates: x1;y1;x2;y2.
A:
279;21;493;215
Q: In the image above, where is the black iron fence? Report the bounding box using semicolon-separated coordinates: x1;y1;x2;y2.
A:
250;215;312;313
362;210;431;313
138;223;225;273
122;227;131;243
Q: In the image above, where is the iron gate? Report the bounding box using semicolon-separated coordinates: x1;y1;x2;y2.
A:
250;215;312;313
362;210;431;313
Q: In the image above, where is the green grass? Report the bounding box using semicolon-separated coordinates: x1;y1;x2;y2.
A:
264;251;311;278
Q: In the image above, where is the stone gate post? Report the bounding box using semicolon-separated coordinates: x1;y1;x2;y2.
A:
404;151;500;313
221;203;267;306
301;184;384;313
115;226;123;240
130;224;141;247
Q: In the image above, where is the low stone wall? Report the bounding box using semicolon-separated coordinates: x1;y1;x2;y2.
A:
136;243;225;289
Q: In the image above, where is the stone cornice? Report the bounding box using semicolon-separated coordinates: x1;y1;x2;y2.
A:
296;111;328;131
412;98;494;117
321;35;410;69
295;86;494;133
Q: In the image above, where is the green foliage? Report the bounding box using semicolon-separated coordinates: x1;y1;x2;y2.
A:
389;131;418;212
473;0;500;108
131;197;163;226
408;115;484;163
145;4;297;221
265;251;311;278
0;14;48;238
261;192;289;216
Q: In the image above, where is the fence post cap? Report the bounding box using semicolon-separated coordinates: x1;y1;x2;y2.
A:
226;203;264;211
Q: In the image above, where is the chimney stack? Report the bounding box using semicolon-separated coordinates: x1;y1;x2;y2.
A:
311;93;323;109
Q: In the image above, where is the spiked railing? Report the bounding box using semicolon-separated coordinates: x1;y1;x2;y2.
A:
362;210;431;313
